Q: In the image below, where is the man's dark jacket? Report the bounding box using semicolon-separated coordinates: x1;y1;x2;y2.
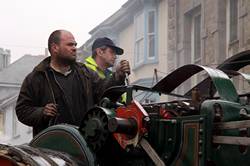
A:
15;57;124;136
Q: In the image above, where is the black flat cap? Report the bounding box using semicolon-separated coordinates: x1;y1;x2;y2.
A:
92;37;124;55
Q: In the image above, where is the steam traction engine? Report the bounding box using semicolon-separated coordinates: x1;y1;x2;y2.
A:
1;51;250;165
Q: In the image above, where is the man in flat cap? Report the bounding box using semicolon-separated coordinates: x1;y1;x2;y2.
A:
85;37;129;79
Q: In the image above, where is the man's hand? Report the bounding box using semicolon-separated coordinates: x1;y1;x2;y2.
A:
43;103;57;117
116;60;130;78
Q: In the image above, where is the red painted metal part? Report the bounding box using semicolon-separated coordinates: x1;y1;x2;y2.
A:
113;100;149;149
160;107;173;119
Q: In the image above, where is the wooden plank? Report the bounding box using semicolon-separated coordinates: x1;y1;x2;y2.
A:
213;136;250;146
214;120;250;130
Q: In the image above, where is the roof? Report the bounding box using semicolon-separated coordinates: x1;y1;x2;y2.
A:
89;0;141;35
0;55;45;84
0;94;18;109
82;0;141;49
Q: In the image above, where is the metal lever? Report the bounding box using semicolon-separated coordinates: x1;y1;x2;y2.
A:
125;73;129;86
140;138;166;166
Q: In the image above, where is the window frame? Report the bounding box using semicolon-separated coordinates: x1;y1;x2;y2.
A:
134;11;145;65
133;6;158;69
191;12;202;86
147;9;157;60
0;111;4;135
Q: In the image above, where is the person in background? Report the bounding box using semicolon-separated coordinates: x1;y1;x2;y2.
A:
85;37;127;102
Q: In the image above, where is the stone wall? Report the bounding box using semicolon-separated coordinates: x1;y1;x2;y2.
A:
167;0;250;93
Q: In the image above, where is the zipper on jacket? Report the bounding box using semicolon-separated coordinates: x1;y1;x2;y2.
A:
50;69;77;124
44;71;58;126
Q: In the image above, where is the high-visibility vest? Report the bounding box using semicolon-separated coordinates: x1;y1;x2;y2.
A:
85;56;126;103
85;56;112;79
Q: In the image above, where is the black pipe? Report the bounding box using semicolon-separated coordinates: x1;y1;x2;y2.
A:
108;117;137;136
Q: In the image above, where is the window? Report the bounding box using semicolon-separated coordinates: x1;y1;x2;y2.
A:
135;12;144;64
182;6;202;89
0;112;4;135
192;14;201;64
229;0;238;42
147;10;156;59
134;7;157;68
0;52;10;69
191;13;202;86
12;112;17;137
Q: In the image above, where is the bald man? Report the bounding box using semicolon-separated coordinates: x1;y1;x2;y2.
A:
16;30;130;136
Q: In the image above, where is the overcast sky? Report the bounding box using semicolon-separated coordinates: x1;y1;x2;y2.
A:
0;0;127;62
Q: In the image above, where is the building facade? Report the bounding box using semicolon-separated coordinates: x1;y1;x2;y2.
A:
0;54;45;145
168;0;250;94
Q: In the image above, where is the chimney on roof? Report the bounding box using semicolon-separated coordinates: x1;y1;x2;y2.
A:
0;48;11;71
45;48;49;57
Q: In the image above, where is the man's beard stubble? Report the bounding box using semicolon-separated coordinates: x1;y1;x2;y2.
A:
58;54;76;66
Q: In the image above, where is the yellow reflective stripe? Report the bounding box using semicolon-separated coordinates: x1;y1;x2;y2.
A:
85;56;98;67
85;56;127;103
121;93;127;103
85;63;97;72
97;71;106;79
85;57;106;79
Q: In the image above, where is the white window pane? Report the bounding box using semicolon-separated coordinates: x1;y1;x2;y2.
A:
136;42;139;62
135;12;145;64
194;15;201;62
148;11;155;33
148;35;155;58
13;112;17;136
136;39;144;63
230;0;238;41
135;12;144;39
0;113;4;135
139;40;144;62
